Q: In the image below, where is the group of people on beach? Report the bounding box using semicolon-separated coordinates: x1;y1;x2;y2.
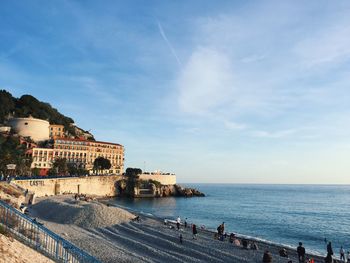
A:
174;217;198;243
323;241;350;263
170;217;350;263
296;241;350;263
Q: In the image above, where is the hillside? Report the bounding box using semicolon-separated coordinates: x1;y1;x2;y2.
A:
0;90;76;135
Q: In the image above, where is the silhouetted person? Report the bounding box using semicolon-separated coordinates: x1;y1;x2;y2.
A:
327;242;333;257
192;224;197;239
176;216;181;230
179;234;183;244
340;246;345;261
263;250;272;263
297;242;305;263
242;239;248;249
325;253;333;263
229;233;235;244
279;248;288;258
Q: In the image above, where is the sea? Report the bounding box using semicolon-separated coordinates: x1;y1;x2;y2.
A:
111;184;350;256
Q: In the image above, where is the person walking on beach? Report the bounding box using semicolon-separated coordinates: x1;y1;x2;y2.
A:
297;242;306;263
179;234;183;244
346;251;350;263
192;224;198;239
184;218;188;228
176;216;181;230
340;246;345;262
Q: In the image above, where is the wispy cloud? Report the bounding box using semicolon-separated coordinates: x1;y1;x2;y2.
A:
251;129;298;139
223;120;247;130
177;47;235;115
240;54;266;63
157;20;182;67
294;20;350;68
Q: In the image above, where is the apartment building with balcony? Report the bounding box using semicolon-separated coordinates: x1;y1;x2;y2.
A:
49;124;65;139
31;138;124;175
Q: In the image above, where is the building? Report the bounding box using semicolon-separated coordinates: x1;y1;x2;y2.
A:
0;126;11;134
31;138;124;175
7;117;50;142
49;124;65;139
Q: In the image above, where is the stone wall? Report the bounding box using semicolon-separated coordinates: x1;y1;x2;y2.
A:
139;174;176;185
12;174;177;198
13;175;123;197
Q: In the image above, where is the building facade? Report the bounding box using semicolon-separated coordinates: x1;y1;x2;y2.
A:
31;138;124;175
49;124;65;139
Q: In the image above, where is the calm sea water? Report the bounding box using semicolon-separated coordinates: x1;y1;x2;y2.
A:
111;184;350;255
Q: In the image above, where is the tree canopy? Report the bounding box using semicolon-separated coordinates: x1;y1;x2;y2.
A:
93;157;111;174
0;89;76;136
0;135;31;176
48;158;68;176
125;167;142;177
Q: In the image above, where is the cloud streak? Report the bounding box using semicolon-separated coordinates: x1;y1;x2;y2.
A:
157;20;182;67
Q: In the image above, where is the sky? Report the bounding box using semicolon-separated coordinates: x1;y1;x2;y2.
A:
1;1;350;184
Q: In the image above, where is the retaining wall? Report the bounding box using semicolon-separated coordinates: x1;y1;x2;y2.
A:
12;174;176;198
13;175;122;197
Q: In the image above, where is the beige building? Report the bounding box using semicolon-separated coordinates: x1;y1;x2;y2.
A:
31;138;124;175
8;117;50;142
49;124;65;139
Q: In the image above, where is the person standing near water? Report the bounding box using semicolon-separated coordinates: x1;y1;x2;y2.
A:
192;224;198;239
176;216;181;230
340;246;345;262
221;222;225;235
297;242;305;263
327;242;333;256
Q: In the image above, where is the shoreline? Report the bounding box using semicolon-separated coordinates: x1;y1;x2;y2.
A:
24;194;338;263
103;198;329;263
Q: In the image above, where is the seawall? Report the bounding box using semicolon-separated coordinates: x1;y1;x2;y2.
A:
12;174;177;198
13;175;122;197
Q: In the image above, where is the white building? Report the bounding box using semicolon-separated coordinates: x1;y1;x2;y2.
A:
8;117;50;142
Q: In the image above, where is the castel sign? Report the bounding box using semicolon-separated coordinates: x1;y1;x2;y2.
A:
29;180;45;186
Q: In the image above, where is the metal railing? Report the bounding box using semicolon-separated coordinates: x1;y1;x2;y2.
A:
0;200;99;263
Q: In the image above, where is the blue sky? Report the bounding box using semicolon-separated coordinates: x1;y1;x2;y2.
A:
1;1;350;184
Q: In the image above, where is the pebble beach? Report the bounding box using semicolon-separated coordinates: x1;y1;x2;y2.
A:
26;196;330;263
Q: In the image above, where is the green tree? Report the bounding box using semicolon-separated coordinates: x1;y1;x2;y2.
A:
125;168;142;177
93;157;111;174
0;135;29;176
32;167;40;176
124;167;142;197
50;158;68;176
0;90;15;123
67;163;88;176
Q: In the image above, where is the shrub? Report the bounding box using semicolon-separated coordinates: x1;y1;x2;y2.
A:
0;224;8;236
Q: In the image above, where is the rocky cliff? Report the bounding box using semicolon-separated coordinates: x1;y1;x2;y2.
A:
117;179;205;198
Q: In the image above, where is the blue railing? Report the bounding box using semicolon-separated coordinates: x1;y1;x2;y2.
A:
0;200;99;263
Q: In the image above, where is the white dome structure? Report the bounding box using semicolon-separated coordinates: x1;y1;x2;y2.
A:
8;117;50;142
